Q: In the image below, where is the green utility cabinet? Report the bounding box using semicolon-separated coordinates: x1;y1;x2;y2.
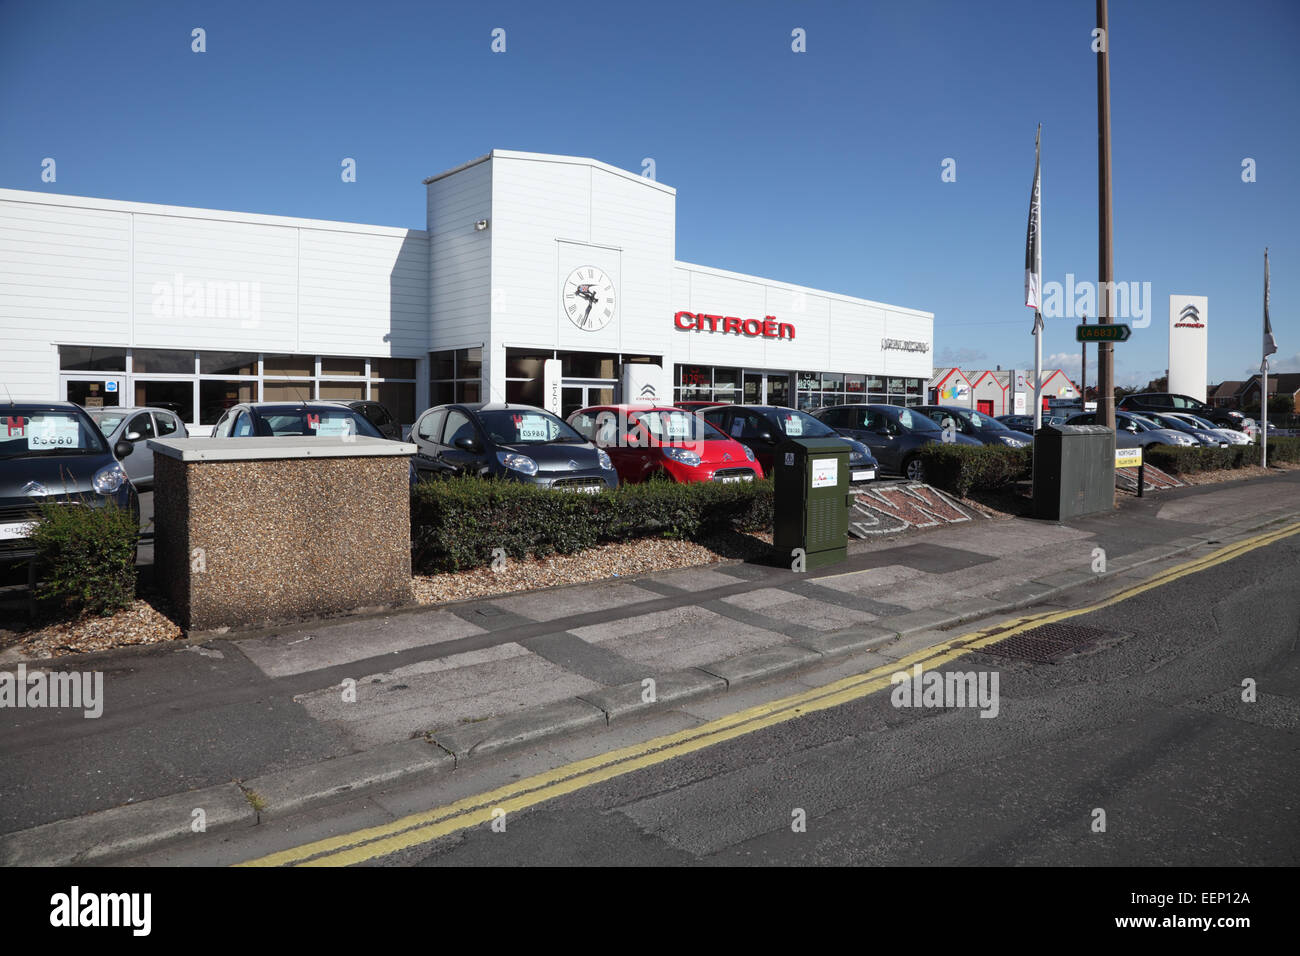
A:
772;436;852;570
1032;424;1115;521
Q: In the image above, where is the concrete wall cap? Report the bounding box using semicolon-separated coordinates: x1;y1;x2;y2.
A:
147;436;417;461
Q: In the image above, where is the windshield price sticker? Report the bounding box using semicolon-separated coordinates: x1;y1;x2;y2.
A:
5;416;25;438
517;415;550;442
811;458;838;488
28;417;80;448
314;418;352;437
664;415;690;438
784;415;803;436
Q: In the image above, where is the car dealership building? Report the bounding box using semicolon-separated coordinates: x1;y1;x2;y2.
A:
0;149;933;432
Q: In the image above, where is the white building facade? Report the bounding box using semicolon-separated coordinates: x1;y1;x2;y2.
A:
1;150;933;432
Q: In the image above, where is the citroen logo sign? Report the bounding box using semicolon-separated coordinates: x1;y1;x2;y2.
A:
567;460;579;471
22;481;49;497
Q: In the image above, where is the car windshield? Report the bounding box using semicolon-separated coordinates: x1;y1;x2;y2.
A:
1183;415;1218;430
480;409;584;445
262;409;382;438
0;411;108;459
960;410;1011;431
1123;414;1155;431
898;408;941;433
773;409;838;438
88;411;128;434
629;409;723;442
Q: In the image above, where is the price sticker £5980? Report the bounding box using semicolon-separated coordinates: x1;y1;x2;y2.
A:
28;417;81;449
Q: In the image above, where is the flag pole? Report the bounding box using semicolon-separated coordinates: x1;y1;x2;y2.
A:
1262;247;1275;469
1261;358;1269;469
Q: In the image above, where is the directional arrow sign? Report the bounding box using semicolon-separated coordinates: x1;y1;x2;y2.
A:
1076;323;1131;343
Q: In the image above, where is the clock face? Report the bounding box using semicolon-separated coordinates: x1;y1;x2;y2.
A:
562;266;616;331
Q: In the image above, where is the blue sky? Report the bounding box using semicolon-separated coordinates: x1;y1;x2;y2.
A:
2;0;1296;387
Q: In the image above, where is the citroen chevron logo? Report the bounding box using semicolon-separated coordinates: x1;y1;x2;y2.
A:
1175;303;1204;328
638;384;656;397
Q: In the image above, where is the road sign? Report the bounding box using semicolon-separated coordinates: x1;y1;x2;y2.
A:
1115;446;1142;469
1076;323;1131;342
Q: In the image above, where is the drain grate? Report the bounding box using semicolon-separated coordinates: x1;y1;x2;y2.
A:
980;622;1120;664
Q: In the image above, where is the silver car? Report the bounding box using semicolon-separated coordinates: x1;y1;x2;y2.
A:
1166;413;1251;446
87;406;189;489
1064;411;1198;448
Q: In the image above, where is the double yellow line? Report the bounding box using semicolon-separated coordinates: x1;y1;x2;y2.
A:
238;519;1300;867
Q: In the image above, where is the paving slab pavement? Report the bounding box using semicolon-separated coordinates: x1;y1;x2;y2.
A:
2;470;1298;863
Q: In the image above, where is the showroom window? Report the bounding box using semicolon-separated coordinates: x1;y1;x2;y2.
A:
429;347;482;405
792;371;924;410
58;347;421;426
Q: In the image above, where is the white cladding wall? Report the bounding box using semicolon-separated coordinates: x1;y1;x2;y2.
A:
671;262;933;378
0;189;427;401
484;152;676;399
0;198;131;396
426;159;492;353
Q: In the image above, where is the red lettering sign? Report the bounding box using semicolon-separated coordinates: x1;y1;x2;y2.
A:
673;312;795;340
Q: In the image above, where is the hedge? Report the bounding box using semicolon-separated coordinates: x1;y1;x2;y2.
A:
28;499;139;617
411;476;773;573
1145;436;1300;474
918;444;1033;497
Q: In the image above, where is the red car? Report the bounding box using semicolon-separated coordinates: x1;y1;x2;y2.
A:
567;404;763;484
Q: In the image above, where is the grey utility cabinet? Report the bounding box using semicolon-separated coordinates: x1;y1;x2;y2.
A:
1032;424;1115;521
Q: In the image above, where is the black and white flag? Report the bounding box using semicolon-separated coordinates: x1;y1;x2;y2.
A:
1264;247;1277;358
1024;125;1042;328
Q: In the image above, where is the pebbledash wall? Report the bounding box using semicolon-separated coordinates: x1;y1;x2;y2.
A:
0;149;933;432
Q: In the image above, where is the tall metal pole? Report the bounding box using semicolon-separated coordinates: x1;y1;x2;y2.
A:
1261;361;1269;468
1097;0;1115;430
1081;313;1087;405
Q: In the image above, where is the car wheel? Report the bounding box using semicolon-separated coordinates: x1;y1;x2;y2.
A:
903;456;925;482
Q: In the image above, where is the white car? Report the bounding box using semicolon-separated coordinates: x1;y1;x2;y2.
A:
1165;412;1251;446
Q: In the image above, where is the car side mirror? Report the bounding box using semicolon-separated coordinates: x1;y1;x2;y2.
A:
114;440;133;459
125;431;143;442
455;436;482;453
758;431;776;444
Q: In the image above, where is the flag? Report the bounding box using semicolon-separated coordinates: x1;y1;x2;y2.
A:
1264;248;1277;358
1024;125;1043;323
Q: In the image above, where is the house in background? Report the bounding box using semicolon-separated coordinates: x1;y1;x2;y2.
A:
1238;372;1300;413
1209;380;1246;408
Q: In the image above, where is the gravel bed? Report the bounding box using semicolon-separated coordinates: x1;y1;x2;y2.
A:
412;532;771;606
0;597;183;661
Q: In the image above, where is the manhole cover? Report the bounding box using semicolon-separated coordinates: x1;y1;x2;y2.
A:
980;622;1120;663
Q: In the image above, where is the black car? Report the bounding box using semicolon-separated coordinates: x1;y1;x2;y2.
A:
913;405;1034;448
210;402;385;439
345;400;402;440
700;405;879;481
1118;392;1246;430
409;402;618;492
996;414;1036;432
811;403;981;482
0;403;139;573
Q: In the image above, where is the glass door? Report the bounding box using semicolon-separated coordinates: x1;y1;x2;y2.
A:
63;376;124;409
765;373;790;407
743;372;763;404
560;381;616;419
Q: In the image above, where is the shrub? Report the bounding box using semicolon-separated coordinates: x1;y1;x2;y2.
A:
410;476;774;573
918;444;1033;497
1145;436;1300;474
28;499;139;617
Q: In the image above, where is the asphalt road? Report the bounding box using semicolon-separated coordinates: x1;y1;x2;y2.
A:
367;531;1299;866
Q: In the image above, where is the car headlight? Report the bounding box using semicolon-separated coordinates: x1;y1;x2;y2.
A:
1175;435;1195;446
743;445;755;462
1001;436;1025;447
496;451;538;475
662;446;701;467
93;462;127;494
597;449;613;471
